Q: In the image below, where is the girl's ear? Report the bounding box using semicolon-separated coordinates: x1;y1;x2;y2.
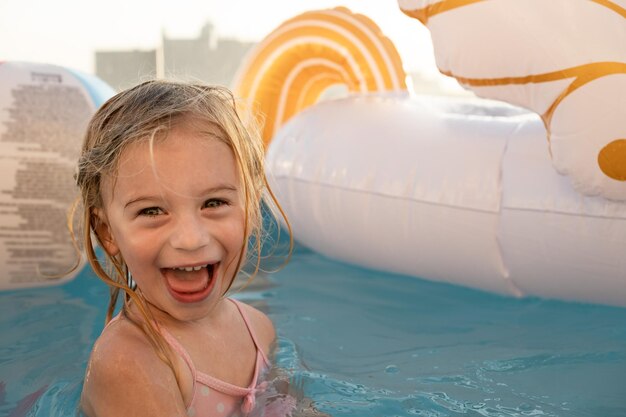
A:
92;208;120;256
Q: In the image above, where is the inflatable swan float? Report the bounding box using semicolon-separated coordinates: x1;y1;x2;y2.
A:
233;4;626;307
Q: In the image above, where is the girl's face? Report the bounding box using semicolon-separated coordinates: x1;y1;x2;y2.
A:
95;122;246;324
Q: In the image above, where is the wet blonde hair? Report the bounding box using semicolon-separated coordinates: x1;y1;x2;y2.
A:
70;79;291;388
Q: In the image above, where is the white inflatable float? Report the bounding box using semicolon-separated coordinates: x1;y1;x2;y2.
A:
0;62;114;290
235;7;626;307
398;0;626;200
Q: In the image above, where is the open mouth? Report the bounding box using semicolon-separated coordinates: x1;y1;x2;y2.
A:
164;263;217;303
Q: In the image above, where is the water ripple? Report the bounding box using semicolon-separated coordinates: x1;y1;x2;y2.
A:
481;351;625;373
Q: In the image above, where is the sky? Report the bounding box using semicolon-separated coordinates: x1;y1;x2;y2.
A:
0;0;466;92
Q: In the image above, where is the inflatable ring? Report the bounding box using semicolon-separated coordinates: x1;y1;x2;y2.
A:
398;0;626;200
0;62;114;290
233;7;408;146
236;8;626;307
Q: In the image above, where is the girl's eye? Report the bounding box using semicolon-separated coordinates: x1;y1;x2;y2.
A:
203;199;227;209
138;207;163;217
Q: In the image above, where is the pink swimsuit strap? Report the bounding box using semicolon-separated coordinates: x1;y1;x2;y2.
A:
159;298;270;413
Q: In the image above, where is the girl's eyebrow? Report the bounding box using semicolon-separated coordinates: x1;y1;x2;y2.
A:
202;184;238;194
196;184;240;199
123;195;161;209
123;185;239;209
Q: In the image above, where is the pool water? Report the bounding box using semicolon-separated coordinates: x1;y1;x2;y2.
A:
1;243;625;417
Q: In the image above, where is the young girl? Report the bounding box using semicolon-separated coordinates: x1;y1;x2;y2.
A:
72;80;293;417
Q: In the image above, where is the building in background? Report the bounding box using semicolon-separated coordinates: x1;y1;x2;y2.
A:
95;49;157;91
95;22;254;91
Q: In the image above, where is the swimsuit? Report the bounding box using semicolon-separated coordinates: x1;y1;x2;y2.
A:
160;298;271;417
107;298;291;417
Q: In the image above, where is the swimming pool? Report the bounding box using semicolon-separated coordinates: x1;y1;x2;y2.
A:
1;241;625;417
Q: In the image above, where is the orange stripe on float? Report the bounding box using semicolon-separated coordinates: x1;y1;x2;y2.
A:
340;8;406;89
244;25;378;94
281;65;345;126
237;8;405;98
381;43;406;90
400;0;485;25
297;73;343;110
288;17;394;90
277;60;351;130
302;10;400;89
240;27;383;143
439;62;625;88
440;62;626;125
543;62;626;126
303;80;345;111
590;0;626;18
400;0;625;25
292;8;405;88
252;45;362;143
237;15;368;94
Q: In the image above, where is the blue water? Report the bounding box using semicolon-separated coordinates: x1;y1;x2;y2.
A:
1;243;626;417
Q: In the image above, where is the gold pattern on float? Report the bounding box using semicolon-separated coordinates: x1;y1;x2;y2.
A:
399;0;625;24
400;0;485;25
598;139;626;181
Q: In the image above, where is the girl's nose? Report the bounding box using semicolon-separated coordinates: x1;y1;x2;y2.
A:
169;214;211;251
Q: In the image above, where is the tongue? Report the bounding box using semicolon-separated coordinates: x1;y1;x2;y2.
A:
165;269;209;293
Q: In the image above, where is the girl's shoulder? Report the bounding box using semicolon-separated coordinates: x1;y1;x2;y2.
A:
231;300;276;355
88;315;158;368
81;316;187;417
